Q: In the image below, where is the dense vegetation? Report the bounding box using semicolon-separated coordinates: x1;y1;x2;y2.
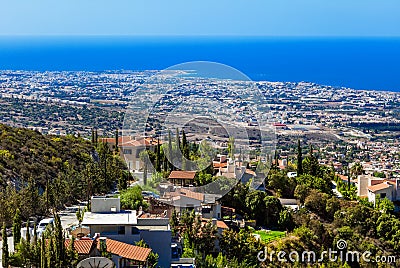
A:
176;140;400;267
0;123;130;224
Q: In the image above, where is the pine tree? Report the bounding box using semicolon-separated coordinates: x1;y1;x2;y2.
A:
297;140;303;176
2;222;9;268
12;208;22;247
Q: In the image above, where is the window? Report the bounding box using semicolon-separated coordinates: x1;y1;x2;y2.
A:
131;227;140;235
380;193;386;198
123;149;132;155
202;207;211;214
118;226;125;235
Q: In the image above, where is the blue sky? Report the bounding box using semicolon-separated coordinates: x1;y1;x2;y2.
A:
1;0;400;36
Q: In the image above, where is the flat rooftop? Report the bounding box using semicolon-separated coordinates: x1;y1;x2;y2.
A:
82;211;137;225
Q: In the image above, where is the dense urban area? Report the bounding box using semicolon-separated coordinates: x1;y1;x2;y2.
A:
0;70;399;268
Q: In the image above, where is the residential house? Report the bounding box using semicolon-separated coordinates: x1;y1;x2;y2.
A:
66;237;151;268
100;136;160;172
168;171;196;187
82;196;171;268
357;174;400;205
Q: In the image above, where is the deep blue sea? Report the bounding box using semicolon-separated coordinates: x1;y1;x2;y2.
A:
0;36;399;91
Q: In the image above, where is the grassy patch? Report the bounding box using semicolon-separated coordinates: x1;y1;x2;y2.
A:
253;230;285;243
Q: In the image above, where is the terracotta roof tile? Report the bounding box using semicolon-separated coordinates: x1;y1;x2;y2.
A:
97;238;151;262
168;171;196;180
168;188;204;201
216;220;229;229
367;183;391;192
213;162;228;168
64;239;95;255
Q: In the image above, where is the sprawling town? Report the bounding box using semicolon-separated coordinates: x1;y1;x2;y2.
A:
0;69;399;267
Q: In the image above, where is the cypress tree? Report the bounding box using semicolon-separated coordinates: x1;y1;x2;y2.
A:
168;130;173;171
33;222;40;268
309;144;319;177
67;236;78;267
182;130;189;159
94;129;98;146
297;140;303;176
181;156;186;171
274;150;279;168
156;138;161;172
47;236;56;268
227;137;235;159
54;213;65;267
12;208;22;247
175;128;180;154
2;222;9;268
115;128;119;151
143;161;148;186
40;237;46;268
26;219;31;246
163;153;168;173
91;128;95;144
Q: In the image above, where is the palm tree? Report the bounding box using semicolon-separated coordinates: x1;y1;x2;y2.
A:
350;162;364;179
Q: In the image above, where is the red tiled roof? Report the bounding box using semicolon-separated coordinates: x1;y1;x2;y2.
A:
370;179;385;186
65;239;95;255
216;220;229;229
213;162;228;168
97;238;151;262
179;188;204;201
169;188;204;201
367;183;391;192
168;171;196;180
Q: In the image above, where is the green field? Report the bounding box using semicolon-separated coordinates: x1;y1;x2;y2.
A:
253;230;286;243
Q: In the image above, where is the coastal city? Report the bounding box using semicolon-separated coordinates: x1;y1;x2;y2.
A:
0;69;399;175
1;0;400;267
0;69;399;267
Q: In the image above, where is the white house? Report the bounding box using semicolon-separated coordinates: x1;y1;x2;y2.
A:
357;174;400;205
82;196;172;268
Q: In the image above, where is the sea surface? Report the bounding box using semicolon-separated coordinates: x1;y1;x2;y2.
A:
0;36;399;92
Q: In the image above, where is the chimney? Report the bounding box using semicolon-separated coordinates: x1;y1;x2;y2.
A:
138;206;143;216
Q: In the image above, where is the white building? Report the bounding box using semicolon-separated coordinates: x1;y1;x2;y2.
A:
82;196;172;268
